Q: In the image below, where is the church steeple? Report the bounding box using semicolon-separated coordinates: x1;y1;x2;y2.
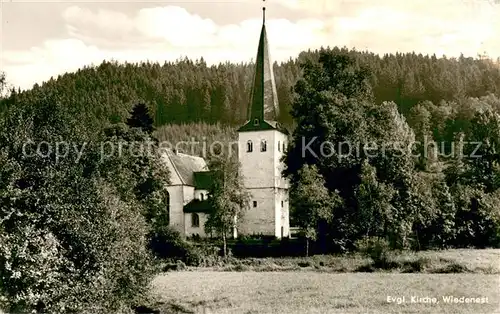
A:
238;1;281;132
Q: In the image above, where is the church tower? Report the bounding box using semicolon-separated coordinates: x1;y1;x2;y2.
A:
237;5;290;238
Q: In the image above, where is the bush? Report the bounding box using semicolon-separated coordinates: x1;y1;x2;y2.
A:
149;226;223;267
229;237;307;257
432;262;469;274
355;236;391;266
0;183;155;314
149;225;191;260
401;257;432;273
186;244;225;267
0;92;164;313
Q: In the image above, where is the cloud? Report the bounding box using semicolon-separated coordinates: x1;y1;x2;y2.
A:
62;6;134;34
3;5;326;90
2;39;105;90
135;6;219;47
2;2;500;90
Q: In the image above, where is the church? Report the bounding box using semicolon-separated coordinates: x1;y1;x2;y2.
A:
162;6;290;239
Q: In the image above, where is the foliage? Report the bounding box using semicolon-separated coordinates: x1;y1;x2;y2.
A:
100;123;171;230
355;161;396;239
284;50;419;250
290;164;343;255
355;236;391;266
450;185;500;248
149;226;229;267
0;93;163;313
149;225;191;260
205;156;251;256
127;103;155;135
282;49;500;251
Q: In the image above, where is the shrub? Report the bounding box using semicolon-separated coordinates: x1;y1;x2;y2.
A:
187;244;227;267
0;183;155;314
401;257;432;273
355;236;391;266
149;225;191;260
433;262;469;274
149;227;223;267
0;91;164;313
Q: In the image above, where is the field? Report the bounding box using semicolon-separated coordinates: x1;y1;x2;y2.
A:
153;272;499;313
150;249;500;314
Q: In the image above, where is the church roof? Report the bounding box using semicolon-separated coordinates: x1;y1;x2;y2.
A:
184;199;212;213
238;7;282;133
162;149;209;186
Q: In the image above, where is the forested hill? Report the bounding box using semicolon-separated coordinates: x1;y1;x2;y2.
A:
2;46;500;130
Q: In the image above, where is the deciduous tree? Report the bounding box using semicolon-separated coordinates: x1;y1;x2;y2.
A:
205;156;250;256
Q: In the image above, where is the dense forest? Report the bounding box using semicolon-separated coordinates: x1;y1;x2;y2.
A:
2;47;500;131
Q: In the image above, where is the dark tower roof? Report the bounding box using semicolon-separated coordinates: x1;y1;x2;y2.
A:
238;5;285;133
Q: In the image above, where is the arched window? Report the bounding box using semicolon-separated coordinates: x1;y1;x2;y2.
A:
278;141;281;152
254;119;259;126
261;139;267;152
247;140;253;152
282;142;285;152
200;193;204;201
165;191;170;213
192;213;200;228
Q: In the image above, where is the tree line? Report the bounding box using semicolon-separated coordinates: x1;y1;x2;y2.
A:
2;47;500;131
284;50;500;253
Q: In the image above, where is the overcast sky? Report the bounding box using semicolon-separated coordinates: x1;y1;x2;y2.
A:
1;0;499;91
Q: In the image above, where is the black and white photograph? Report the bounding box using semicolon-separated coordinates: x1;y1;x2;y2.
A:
0;0;499;313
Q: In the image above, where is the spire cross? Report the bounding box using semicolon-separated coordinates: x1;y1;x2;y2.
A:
262;0;266;24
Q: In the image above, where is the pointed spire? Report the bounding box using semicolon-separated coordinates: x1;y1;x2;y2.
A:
245;0;279;128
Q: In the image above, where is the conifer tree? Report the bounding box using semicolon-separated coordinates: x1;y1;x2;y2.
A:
127;103;154;135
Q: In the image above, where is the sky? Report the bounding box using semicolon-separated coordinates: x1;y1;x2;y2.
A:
1;0;500;91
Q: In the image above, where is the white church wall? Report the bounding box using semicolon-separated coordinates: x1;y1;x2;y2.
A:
238;130;278;188
184;212;209;237
273;131;290;189
239;188;277;236
166;185;185;234
278;188;290;237
182;185;195;204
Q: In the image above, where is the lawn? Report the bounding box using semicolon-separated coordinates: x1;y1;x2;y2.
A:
150;249;500;313
152;272;499;313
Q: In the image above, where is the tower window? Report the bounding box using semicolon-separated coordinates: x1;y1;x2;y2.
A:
253;201;257;208
254;119;259;126
278;141;281;152
261;139;267;152
282;142;285;152
200;193;204;201
191;213;200;228
247;140;253;152
281;200;284;207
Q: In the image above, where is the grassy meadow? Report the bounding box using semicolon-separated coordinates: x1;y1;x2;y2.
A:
150;249;500;314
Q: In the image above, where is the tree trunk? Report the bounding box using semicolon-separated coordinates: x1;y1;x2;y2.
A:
306;238;309;257
223;230;227;257
415;228;421;251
